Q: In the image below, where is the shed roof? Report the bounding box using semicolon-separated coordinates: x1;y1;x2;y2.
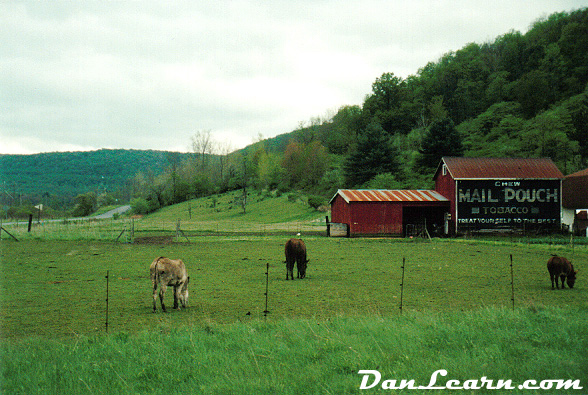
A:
436;157;564;180
565;167;588;178
330;189;449;204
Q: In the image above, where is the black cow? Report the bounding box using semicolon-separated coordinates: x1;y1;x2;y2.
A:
547;255;577;289
285;238;309;280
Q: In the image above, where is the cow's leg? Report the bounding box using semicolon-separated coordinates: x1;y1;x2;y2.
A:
560;274;566;289
152;282;159;312
159;284;167;312
173;285;180;309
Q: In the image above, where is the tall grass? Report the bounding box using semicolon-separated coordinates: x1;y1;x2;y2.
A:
1;307;586;394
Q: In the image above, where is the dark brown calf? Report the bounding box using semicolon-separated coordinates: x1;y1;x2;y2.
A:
547;255;577;289
285;238;308;280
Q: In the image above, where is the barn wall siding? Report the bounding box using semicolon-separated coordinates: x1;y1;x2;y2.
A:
330;195;350;225
434;168;457;232
349;202;403;235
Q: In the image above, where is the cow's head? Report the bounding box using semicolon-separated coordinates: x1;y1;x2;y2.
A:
567;269;577;289
179;277;190;307
299;259;309;279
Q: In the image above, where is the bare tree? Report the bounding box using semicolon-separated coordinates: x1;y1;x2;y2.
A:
217;140;234;181
191;130;213;168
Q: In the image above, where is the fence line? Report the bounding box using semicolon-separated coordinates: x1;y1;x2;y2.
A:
0;217;328;241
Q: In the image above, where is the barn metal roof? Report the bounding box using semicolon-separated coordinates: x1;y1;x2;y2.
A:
566;167;588;178
330;189;449;204
437;157;564;180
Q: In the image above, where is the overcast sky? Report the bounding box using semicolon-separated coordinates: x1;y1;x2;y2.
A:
1;1;585;155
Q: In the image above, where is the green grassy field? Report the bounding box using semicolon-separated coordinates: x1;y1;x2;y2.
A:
1;191;587;393
2;307;586;394
2;237;586;339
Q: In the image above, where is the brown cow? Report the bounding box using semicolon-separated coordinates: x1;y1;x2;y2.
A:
285;238;308;280
547;255;577;289
150;257;190;312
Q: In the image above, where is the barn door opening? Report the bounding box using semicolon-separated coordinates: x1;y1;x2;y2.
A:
403;206;446;237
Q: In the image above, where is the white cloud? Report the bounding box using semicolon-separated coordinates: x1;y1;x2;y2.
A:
1;0;586;154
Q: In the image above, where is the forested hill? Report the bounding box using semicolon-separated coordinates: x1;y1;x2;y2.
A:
245;8;588;183
0;149;193;206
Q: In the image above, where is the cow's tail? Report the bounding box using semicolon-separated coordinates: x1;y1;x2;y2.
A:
153;257;165;284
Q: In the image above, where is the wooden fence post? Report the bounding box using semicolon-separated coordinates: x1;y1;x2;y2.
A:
509;254;515;311
105;270;109;333
399;257;406;314
264;261;270;318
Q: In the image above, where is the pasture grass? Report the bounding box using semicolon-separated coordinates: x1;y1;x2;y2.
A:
2;198;588;394
1;307;586;394
1;237;586;339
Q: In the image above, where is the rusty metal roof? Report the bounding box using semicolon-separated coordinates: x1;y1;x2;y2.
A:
566;167;588;178
331;189;449;204
438;157;564;180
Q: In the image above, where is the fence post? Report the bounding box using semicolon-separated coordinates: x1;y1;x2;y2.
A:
105;270;109;333
399;257;406;314
264;261;270;318
131;218;135;242
509;254;515;311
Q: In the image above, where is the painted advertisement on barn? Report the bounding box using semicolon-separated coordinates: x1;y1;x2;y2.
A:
456;180;561;230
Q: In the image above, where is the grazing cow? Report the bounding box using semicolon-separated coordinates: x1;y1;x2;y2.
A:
150;257;190;312
547;255;577;289
285;238;309;280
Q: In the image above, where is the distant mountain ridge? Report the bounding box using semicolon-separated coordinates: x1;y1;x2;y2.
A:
0;149;194;203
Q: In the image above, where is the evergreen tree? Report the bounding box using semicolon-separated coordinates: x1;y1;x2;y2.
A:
344;121;402;187
417;118;464;170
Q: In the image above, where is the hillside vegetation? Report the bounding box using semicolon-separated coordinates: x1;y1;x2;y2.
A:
3;9;587;219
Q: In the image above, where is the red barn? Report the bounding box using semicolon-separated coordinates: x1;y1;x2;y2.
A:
329;189;449;237
434;157;564;234
562;167;588;235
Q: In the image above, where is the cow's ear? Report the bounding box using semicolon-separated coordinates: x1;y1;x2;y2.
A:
306;259;310;264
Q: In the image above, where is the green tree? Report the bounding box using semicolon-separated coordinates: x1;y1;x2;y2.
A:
72;192;97;217
417;119;463;171
521;107;579;171
344;121;402;187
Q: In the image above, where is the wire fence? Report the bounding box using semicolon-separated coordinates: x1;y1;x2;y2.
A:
2;216;586;245
1;217;328;242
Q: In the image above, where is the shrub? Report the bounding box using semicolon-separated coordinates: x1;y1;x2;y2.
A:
307;195;324;210
130;198;150;215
